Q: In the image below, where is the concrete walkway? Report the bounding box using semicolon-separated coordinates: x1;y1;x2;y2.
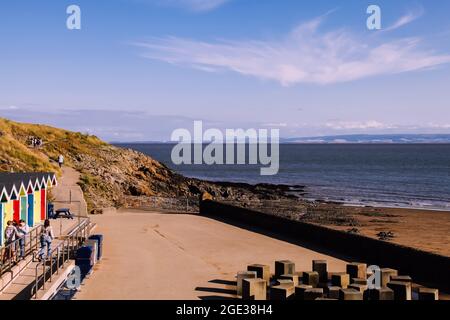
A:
74;210;348;300
52;166;87;217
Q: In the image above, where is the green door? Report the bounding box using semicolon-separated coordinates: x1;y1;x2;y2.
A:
20;196;27;222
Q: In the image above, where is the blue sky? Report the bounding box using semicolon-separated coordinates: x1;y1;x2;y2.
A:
1;0;450;141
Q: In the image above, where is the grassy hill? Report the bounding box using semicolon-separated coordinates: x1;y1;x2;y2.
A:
0;118;106;172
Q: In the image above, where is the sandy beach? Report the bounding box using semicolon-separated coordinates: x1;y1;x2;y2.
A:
324;205;450;257
74;209;348;300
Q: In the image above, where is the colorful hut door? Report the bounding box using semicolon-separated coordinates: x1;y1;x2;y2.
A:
28;193;34;227
20;196;27;222
13;200;20;222
40;189;46;221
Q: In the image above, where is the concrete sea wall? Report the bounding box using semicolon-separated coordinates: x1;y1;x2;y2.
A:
200;200;450;292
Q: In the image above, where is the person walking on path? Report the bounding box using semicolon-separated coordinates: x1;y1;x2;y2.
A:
58;154;64;168
38;219;55;261
3;221;20;264
17;220;30;259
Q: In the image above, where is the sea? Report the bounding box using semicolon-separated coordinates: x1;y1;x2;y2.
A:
116;143;450;211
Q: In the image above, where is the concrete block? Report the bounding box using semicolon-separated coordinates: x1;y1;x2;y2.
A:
295;285;313;300
418;288;439;301
279;274;299;286
351;278;368;285
317;282;329;289
331;273;350;289
242;278;267;300
339;289;363;300
390;275;412;283
302;271;320;288
312;260;328;283
304;288;324;301
326;286;341;300
347;262;367;280
387;281;412;301
380;268;398;287
275;260;295;277
247;264;271;283
275;279;294;286
366;287;394;301
271;284;295;300
348;283;368;293
295;271;304;279
236;271;257;296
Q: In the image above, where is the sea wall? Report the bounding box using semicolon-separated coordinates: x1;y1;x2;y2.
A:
199;200;450;292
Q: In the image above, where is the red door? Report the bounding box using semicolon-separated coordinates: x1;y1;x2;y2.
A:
13;200;20;222
41;189;46;220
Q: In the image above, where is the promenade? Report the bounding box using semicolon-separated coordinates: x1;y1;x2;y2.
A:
74;209;347;300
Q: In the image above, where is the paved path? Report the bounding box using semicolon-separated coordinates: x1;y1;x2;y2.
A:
74;210;348;300
52;167;87;217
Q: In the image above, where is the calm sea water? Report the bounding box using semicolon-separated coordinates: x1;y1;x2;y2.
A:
117;143;450;211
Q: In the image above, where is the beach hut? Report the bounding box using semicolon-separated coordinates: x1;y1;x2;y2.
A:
0;173;58;242
10;185;20;223
5;185;18;225
40;176;47;221
33;178;41;226
51;174;57;187
0;187;8;247
46;175;52;188
19;183;28;223
27;180;35;227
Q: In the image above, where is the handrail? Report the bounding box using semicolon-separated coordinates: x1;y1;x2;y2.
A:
0;224;43;277
32;218;91;299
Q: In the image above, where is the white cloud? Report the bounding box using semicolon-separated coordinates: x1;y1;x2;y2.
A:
134;15;450;86
138;0;230;12
426;123;450;129
384;8;424;32
262;122;288;128
325;120;395;130
0;105;19;110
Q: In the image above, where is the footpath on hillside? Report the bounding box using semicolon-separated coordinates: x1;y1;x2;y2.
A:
52;166;88;218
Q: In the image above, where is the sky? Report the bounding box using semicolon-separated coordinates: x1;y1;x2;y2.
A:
1;0;450;141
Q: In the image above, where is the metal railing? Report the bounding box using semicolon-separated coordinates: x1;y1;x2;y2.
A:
122;196;200;214
32;218;91;299
0;225;44;277
215;198;308;221
52;199;87;218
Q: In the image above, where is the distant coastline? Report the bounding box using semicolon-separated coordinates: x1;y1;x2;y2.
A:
111;134;450;144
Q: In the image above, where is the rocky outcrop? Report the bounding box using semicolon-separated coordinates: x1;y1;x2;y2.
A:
0;118;296;212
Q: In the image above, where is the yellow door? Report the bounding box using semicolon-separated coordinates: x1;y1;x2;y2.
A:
4;200;13;225
34;190;41;225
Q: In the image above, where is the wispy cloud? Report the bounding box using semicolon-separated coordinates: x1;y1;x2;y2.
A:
384;8;424;32
137;0;230;12
134;14;450;86
325;120;396;130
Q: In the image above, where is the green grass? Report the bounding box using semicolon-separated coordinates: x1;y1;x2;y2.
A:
0;117;107;173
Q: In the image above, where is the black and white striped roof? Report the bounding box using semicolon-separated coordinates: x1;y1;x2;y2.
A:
0;172;57;202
